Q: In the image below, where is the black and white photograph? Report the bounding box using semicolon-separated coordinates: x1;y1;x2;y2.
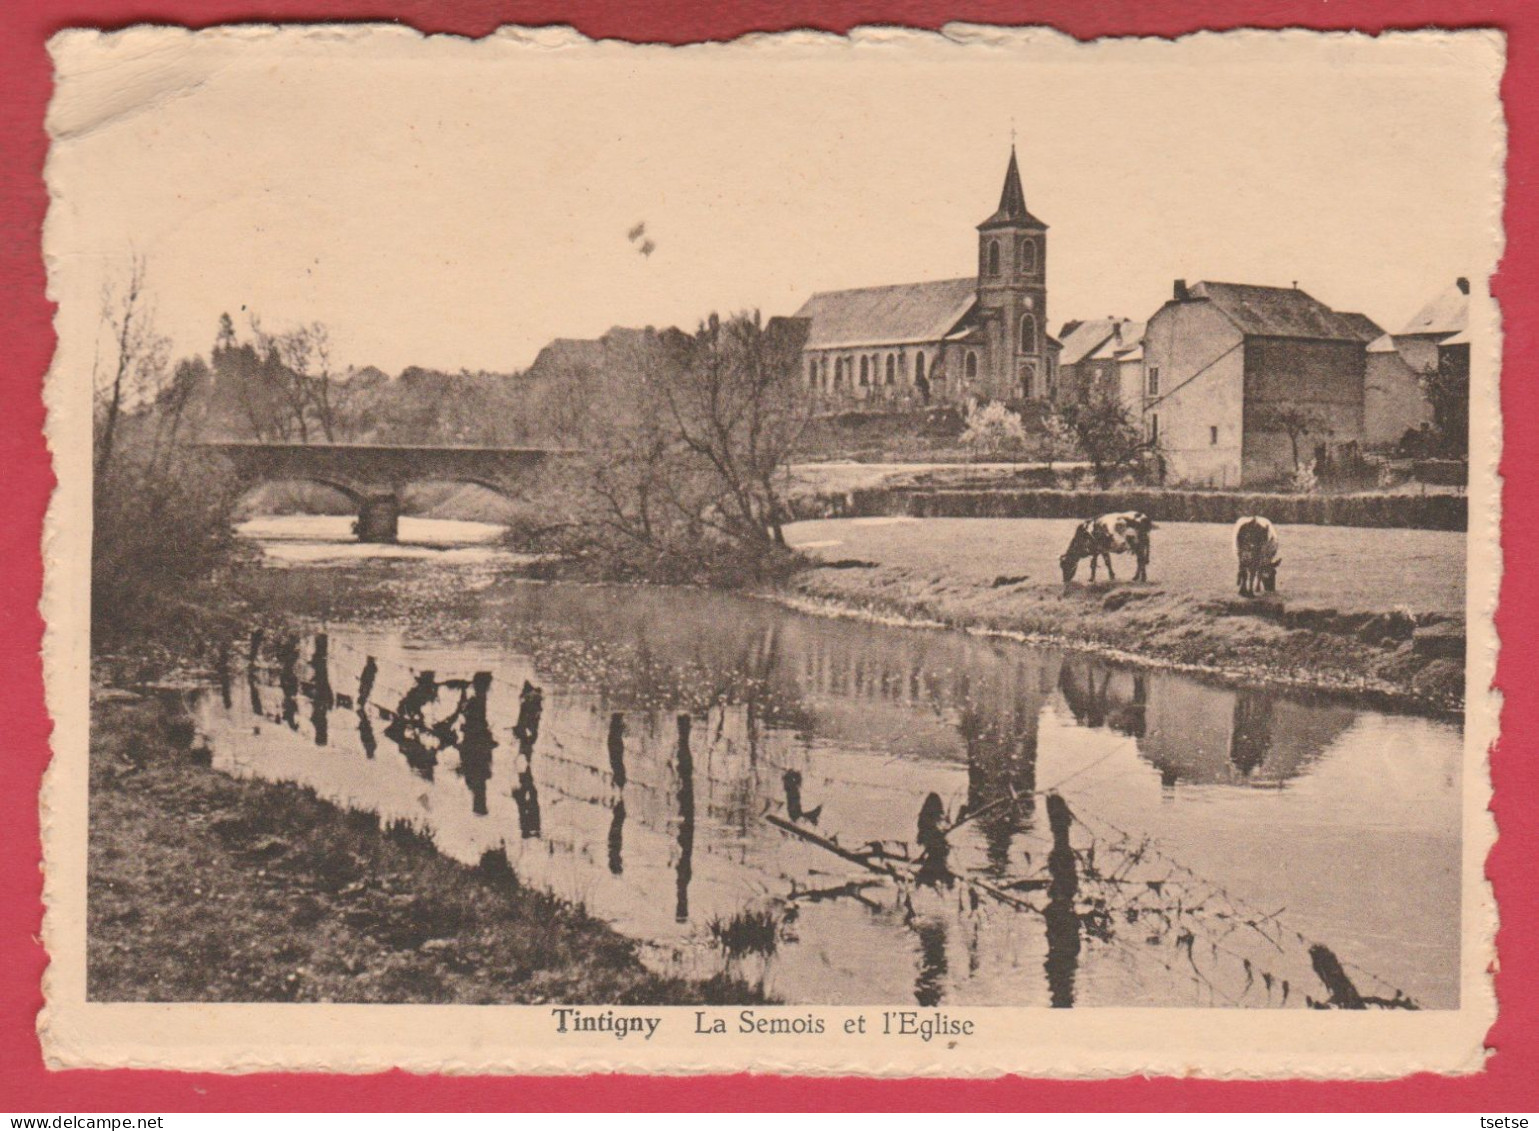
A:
40;24;1500;1075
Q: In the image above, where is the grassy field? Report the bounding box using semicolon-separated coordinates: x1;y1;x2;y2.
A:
786;517;1466;618
783;517;1467;713
89;693;767;1005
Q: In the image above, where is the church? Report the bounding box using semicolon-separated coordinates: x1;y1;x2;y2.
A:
792;148;1060;407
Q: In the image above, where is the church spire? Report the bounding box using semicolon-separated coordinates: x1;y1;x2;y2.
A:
978;145;1046;230
997;146;1027;220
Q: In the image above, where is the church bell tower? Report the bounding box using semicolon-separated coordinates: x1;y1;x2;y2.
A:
976;147;1048;401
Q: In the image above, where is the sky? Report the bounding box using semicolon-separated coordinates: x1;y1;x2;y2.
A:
46;25;1504;376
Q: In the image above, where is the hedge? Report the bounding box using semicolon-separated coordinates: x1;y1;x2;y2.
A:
791;487;1466;531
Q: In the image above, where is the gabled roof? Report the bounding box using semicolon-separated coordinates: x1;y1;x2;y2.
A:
1057;319;1121;366
1366;332;1402;355
1400;280;1469;338
978;147;1048;230
793;278;979;350
1089;328;1146;361
1186;281;1376;343
1336;311;1386;343
1058;318;1145;366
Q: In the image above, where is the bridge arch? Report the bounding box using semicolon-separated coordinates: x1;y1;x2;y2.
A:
199;441;573;543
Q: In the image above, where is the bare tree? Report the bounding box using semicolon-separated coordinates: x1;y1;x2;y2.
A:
273;322;342;441
661;312;810;548
93;254;171;482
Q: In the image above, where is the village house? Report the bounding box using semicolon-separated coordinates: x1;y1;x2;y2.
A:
792;148;1061;408
1055;318;1146;412
1362;277;1469;450
1139;280;1383;487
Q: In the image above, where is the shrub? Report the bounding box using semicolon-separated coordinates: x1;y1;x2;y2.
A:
959;400;1027;458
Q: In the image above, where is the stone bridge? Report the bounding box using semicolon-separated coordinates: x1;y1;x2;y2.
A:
197;441;577;542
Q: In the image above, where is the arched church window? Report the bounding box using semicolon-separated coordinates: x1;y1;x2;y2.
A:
809;359;819;387
987;240;1001;276
965;351;979;380
1019;238;1036;273
885;355;896;384
859;356;869;385
1020;313;1037;354
834;359;844;386
915;352;926;383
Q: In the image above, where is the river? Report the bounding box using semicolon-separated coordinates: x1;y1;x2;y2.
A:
190;515;1463;1009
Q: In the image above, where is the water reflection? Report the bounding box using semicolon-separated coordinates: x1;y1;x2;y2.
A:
193;580;1462;1009
608;800;626;875
513;765;542;838
673;714;695;923
308;634;333;747
357;706;378;759
1043;793;1080;1009
1056;655;1354;789
913;920;948;1007
276;635;300;730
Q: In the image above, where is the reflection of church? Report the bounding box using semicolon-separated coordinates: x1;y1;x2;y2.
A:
793;148;1061;406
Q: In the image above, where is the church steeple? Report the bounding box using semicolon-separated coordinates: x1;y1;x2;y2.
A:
978;146;1046;231
974;146;1051;402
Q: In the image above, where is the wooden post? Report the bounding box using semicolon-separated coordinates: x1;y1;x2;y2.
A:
607;712;626;787
1309;944;1367;1009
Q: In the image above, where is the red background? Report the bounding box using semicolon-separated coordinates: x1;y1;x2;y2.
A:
2;0;1533;1112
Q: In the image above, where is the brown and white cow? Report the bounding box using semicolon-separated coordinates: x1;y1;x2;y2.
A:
1060;511;1153;583
1234;515;1281;597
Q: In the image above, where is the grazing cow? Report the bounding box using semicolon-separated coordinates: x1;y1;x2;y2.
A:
1234;515;1281;597
1060;511;1153;583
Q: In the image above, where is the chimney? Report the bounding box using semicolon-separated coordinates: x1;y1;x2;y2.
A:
1174;279;1189;301
1457;276;1470;295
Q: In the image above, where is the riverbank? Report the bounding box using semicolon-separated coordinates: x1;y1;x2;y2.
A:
89;686;768;1004
782;517;1466;716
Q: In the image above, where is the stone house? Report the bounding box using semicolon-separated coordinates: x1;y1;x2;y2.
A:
1362;278;1469;450
1055;318;1146;412
1140;280;1382;487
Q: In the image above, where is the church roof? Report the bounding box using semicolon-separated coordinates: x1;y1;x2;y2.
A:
793;277;979;350
1399;279;1469;338
1187;282;1377;343
978;147;1048;230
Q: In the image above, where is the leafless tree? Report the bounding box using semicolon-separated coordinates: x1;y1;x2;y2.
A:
93;254;171;483
273;321;342;441
661;311;810;548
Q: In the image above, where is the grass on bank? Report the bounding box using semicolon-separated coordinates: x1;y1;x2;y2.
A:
784;517;1467;713
89;693;769;1005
